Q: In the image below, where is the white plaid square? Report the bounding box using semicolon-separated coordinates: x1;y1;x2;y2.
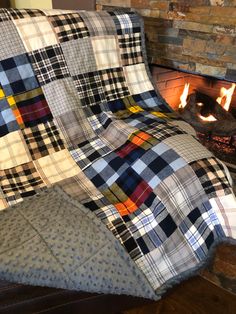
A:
34;149;80;184
123;64;153;95
13;16;58;52
91;36;121;70
0;131;31;170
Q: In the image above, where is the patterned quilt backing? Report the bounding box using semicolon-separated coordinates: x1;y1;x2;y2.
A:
0;8;236;293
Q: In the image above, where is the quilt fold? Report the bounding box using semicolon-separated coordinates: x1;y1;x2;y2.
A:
0;7;235;299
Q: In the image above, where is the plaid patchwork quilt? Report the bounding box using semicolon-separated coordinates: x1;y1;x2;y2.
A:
0;8;236;299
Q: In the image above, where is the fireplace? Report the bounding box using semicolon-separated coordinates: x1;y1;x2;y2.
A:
151;65;236;184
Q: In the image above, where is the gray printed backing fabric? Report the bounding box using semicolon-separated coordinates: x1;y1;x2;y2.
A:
0;8;235;299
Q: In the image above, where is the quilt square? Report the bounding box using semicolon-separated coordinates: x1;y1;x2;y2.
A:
133;90;172;111
0;161;45;201
123;64;153;95
73;71;106;106
55;109;95;148
79;11;116;36
34;149;80;184
0;97;19;137
163;134;213;163
0;21;26;61
7;8;45;19
48;13;89;43
179;201;223;260
9;87;53;128
61;38;97;75
22;121;65;160
155;165;208;225
141;121;187;141
0;53;39;96
132;142;187;190
115;130;158;165
13;16;58;52
99;68;129;102
118;33;143;66
0;9;10;22
70;136;111;169
190;158;232;198
91;36;121;70
109;12;141;35
29;45;70;85
42;77;84;116
0;130;31;170
108;217;142;260
85;152;129;190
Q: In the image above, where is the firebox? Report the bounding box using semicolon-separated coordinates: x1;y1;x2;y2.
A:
151;65;236;184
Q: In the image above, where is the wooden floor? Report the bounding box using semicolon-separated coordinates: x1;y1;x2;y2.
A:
124;276;236;314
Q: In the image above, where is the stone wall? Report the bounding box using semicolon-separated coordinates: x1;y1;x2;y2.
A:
96;1;236;81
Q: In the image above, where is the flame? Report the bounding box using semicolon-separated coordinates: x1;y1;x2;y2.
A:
179;83;189;109
179;82;235;122
216;83;235;111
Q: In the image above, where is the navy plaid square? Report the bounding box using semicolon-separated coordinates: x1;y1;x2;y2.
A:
133;90;172;112
99;68;129;102
0;54;39;96
49;13;89;43
29;45;70;86
73;71;106;106
70;136;111;169
0;97;19;137
131;142;187;189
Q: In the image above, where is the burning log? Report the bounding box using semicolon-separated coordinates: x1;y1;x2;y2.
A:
178;92;236;136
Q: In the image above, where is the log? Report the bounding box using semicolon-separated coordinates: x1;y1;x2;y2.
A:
178;93;236;136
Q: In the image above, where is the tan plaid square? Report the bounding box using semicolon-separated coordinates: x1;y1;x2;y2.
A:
91;36;121;70
14;16;58;52
0;131;31;170
34;149;81;184
123;63;153;95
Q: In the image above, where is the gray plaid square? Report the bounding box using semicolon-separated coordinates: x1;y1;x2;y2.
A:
61;38;97;76
42;77;82;116
0;21;26;61
79;11;116;36
54;109;95;149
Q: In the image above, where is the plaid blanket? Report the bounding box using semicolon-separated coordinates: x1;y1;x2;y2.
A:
0;8;236;297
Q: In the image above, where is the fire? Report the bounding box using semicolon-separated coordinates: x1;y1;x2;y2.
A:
216;83;235;111
179;83;189;109
179;82;235;122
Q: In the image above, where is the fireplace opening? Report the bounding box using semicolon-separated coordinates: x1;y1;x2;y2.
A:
151;65;236;181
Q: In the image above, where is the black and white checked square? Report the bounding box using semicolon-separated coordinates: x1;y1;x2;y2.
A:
118;33;143;66
7;8;45;19
108;217;142;260
141;121;187;141
0;161;45;202
22;121;65;160
99;68;129;102
79;11;116;36
29;45;70;86
49;13;89;43
0;9;10;22
190;157;232;198
73;71;106;106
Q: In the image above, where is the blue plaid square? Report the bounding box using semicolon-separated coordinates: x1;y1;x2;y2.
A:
133;90;172;112
0;54;39;96
109;12;141;35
